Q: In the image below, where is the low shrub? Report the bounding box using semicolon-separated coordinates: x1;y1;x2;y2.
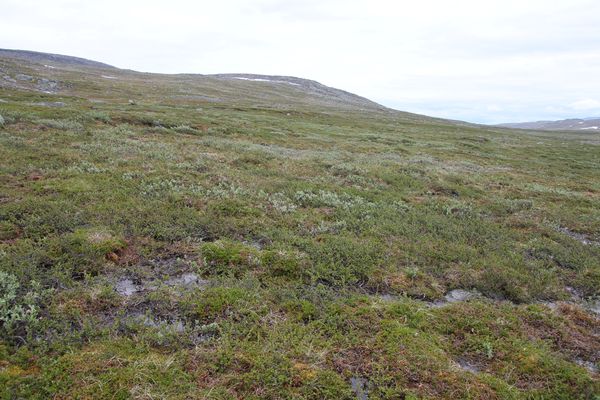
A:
0;271;43;338
201;240;260;276
261;250;306;278
282;299;317;322
50;229;125;277
172;125;199;135
86;110;111;123
36;118;84;132
303;235;384;287
190;287;251;323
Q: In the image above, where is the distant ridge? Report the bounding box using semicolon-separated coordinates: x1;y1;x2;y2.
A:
497;118;600;131
209;73;386;111
0;48;115;69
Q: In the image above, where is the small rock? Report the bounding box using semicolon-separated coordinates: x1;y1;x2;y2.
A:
31;101;65;108
36;78;59;91
15;73;33;81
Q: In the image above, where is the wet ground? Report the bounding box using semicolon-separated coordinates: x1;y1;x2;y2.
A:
350;377;369;400
557;226;600;246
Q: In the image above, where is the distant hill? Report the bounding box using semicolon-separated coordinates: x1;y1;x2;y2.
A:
498;118;600;131
0;48;393;113
0;48;116;69
209;73;385;111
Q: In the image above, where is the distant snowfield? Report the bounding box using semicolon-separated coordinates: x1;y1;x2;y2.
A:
233;77;300;86
580;126;598;130
44;65;55;69
101;75;118;79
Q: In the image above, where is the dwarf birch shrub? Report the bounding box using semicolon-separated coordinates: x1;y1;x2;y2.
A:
36;118;84;131
0;271;42;337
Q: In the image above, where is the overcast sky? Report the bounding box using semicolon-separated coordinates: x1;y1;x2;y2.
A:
2;0;600;123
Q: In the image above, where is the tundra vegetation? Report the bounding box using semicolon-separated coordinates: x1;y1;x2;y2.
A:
0;53;599;399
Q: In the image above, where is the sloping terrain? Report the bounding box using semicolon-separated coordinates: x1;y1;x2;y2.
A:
0;50;599;399
498;118;600;131
0;48;398;113
0;49;116;69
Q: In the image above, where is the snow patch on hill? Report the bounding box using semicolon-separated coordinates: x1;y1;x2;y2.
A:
233;77;300;86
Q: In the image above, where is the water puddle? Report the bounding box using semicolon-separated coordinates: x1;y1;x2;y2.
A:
31;101;65;107
350;377;369;400
115;273;206;296
376;289;483;308
136;315;186;333
165;273;207;288
444;289;480;303
588;299;600;315
557;227;599;246
124;312;219;344
378;294;398;302
575;359;598;374
431;289;482;308
115;278;140;296
455;358;479;373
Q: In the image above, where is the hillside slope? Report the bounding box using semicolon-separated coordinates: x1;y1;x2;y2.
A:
0;50;598;399
0;48;397;113
0;48;116;69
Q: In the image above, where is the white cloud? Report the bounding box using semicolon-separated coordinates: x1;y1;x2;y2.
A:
570;99;600;111
1;0;599;123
